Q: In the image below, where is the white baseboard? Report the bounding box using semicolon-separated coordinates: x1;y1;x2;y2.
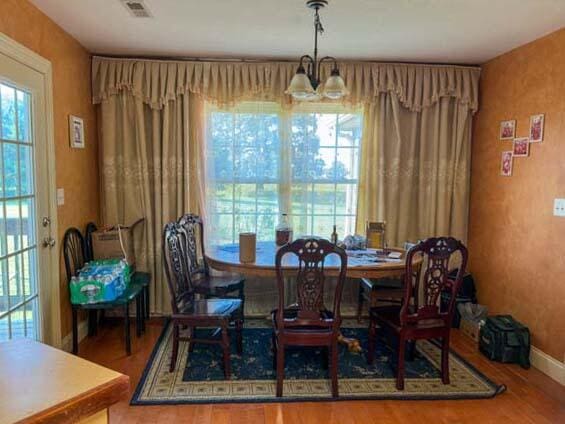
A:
530;346;565;386
61;320;89;353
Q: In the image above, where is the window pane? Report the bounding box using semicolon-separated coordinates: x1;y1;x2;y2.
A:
315;114;337;147
19;145;33;195
291;183;312;216
211;183;233;214
234;214;256;235
209;214;233;245
234;184;256;214
0;204;5;257
6;200;21;255
1;84;17;140
291;215;312;238
22;198;35;249
336;148;359;181
257;184;278;215
335;184;357;215
338;114;362;147
10;305;25;339
312;184;335;215
0;315;8;342
9;253;24;307
312;215;335;238
0;259;7;315
17;90;31;143
3;143;19;197
25;298;38;339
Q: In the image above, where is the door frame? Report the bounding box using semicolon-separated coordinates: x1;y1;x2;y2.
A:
0;33;60;347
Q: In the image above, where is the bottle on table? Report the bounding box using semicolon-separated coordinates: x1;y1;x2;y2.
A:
330;225;338;245
275;213;293;246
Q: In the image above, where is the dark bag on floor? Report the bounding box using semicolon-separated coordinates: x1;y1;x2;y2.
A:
479;315;530;369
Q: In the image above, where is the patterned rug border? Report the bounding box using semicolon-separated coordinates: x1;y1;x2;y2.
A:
131;320;506;405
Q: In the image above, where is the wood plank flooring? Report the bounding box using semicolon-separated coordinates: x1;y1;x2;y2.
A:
77;319;565;423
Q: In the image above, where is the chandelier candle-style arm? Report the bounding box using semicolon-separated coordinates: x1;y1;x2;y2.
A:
285;1;349;101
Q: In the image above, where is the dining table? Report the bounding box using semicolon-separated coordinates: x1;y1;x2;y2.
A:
205;241;422;352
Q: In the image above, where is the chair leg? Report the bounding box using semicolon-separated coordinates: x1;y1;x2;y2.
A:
235;319;243;355
357;283;364;322
367;319;377;365
188;327;195;353
276;341;285;397
135;295;142;338
72;307;78;355
221;324;231;379
330;340;339;398
239;285;245;323
170;323;180;372
144;285;150;319
441;334;450;385
124;303;131;356
271;332;277;370
396;335;406;390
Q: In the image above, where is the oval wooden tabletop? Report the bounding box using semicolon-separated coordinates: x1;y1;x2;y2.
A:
206;241;420;279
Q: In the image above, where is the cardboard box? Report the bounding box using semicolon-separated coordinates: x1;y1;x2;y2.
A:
92;219;144;266
460;318;482;343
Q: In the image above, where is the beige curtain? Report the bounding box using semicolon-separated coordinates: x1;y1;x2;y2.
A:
356;93;473;246
98;91;205;313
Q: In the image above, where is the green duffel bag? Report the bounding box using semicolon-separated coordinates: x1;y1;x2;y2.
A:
479;315;530;369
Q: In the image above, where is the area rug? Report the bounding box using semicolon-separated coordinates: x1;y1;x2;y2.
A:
131;319;505;404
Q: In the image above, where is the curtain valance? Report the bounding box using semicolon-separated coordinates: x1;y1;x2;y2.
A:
92;56;480;113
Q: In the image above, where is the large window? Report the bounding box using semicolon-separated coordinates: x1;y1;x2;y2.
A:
206;102;362;245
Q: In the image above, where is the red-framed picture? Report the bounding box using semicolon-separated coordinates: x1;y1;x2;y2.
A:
513;137;530;157
529;114;544;143
501;151;513;176
500;120;516;140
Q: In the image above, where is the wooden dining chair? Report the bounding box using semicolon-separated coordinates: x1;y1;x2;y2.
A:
163;222;243;377
367;237;468;390
177;214;245;320
272;238;348;398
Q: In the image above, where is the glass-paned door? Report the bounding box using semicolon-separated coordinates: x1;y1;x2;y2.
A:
0;48;55;344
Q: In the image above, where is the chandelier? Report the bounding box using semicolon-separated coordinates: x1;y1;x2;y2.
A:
285;0;349;101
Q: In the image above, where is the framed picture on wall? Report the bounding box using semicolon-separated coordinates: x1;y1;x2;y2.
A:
501;151;513;176
499;120;516;140
529;113;544;143
69;115;85;149
513;137;530;157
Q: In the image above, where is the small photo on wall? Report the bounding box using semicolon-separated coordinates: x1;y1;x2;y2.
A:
69;115;85;149
529;114;544;142
500;120;516;140
501;151;513;176
513;137;530;157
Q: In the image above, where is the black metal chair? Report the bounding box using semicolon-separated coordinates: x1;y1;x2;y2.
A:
64;227;148;355
85;222;151;320
163;221;243;377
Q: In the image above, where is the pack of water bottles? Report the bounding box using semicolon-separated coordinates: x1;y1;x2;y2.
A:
70;258;132;304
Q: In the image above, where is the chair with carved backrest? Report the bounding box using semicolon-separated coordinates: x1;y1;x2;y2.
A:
177;214;245;319
367;237;468;390
272;237;348;398
163;221;243;377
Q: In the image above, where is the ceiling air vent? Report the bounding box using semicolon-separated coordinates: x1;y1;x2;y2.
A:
121;0;152;18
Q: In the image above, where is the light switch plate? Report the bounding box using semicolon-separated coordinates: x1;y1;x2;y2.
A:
553;198;565;217
57;188;65;206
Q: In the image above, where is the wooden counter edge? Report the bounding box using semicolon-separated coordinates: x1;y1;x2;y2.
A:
14;373;130;424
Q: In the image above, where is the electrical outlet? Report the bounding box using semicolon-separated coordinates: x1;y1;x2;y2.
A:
553;198;565;217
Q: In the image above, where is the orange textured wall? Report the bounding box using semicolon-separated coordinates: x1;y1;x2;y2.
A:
0;1;99;338
469;29;565;362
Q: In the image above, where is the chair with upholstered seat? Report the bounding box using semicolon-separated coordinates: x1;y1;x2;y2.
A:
367;237;468;390
272;238;347;398
177;214;245;320
163;222;243;377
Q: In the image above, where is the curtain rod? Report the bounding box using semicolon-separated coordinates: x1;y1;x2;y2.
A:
91;53;481;69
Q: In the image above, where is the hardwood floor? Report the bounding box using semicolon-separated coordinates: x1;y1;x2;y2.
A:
77;318;565;424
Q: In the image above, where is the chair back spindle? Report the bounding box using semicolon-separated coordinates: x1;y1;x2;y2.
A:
63;228;86;283
163;222;196;314
275;238;347;332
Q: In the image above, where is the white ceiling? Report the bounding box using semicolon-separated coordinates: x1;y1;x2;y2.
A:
30;0;565;64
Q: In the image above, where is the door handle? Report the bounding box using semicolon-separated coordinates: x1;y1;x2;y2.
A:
42;237;56;248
